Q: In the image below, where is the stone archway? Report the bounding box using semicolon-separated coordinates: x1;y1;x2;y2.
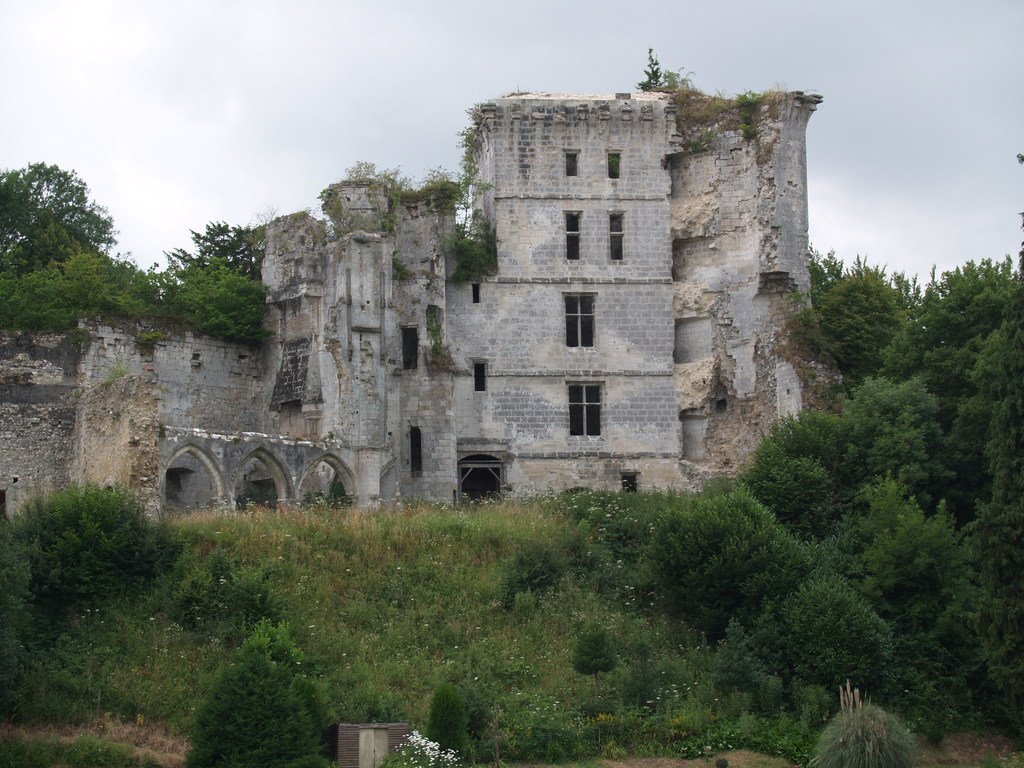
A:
163;444;226;511
233;448;293;507
297;453;356;506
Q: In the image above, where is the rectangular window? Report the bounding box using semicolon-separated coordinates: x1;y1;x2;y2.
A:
568;384;602;436
564;294;595;347
471;283;480;303
621;473;638;493
565;211;581;260
401;327;419;369
0;489;6;518
474;362;487;392
410;427;422;475
609;212;624;261
565;151;578;177
607;152;621;179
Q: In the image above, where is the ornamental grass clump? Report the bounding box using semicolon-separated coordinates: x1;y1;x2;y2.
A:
813;682;915;768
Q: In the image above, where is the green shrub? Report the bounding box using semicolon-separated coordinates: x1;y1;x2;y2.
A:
426;683;468;757
792;680;833;730
13;485;177;611
499;539;566;608
814;701;915;768
782;574;893;694
0;518;29;714
170;549;283;638
186;621;328;768
572;623;617;676
648;487;808;639
0;734;155;768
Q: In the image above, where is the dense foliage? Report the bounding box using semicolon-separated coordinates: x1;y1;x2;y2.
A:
0;162;268;343
187;621;328;768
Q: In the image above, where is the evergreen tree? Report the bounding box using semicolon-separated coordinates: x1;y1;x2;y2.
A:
187;622;327;768
975;230;1024;717
426;683;468;757
637;48;664;91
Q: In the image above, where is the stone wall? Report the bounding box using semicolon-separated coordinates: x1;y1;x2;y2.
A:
0;332;80;514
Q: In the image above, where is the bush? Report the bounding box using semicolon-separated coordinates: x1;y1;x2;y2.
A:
170;549;283;638
648;487;808;639
572;623;617;676
499;540;566;608
0;518;29;714
814;701;915;768
781;574;893;693
426;683;468;758
13;485;177;611
187;621;328;768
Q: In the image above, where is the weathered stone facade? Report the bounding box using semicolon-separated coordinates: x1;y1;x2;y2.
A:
0;89;821;515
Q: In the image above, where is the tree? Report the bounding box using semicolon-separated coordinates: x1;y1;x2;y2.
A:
426;683;468;758
814;258;906;387
187;621;328;768
0;163;116;274
167;220;265;280
648;487;808;639
974;245;1024;717
637;48;664;91
167;258;269;343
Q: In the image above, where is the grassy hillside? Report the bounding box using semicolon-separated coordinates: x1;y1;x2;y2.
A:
3;487;1015;766
13;498;766;762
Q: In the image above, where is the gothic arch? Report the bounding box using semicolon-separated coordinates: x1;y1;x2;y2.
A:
163;444;226;508
298;453;357;502
232;447;294;505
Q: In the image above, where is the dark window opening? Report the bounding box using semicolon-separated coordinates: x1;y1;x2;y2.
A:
565;294;595;347
569;384;602;436
716;398;728;413
565;151;578;177
565;211;581;260
471;283;480;303
410;427;422;475
0;489;6;518
401;327;419;369
621;473;638;493
609;212;624;261
459;454;503;501
474;362;487;392
607;152;621;179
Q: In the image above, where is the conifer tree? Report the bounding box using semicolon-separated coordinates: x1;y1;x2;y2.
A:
975;165;1024;717
637;48;664;91
187;622;327;768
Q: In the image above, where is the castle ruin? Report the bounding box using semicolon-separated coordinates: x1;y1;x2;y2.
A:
0;89;822;514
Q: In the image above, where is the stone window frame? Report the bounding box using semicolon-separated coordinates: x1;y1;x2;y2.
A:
568;382;602;436
401;326;419;370
608;211;624;261
565;211;581;260
607;151;622;179
564;293;595;348
410;426;423;476
564;150;579;177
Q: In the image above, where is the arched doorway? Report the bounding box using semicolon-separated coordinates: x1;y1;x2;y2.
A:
163;445;224;511
458;454;503;501
298;454;354;506
234;449;291;508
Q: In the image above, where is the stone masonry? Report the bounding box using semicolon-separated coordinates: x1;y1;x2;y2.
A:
0;89;821;515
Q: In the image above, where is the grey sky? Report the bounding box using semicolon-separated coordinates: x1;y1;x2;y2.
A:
1;0;1021;279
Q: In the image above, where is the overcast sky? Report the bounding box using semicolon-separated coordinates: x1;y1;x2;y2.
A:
1;0;1021;279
